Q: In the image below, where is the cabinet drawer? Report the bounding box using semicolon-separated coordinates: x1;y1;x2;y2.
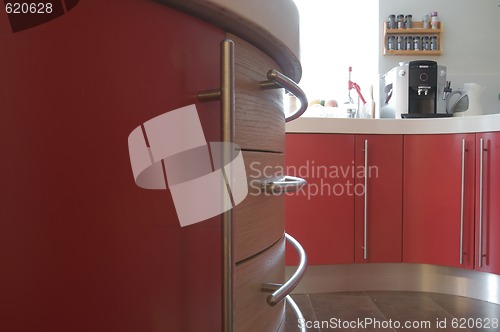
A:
235;151;285;262
235;236;286;332
231;34;285;153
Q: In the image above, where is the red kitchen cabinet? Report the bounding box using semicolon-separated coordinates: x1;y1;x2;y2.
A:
285;134;355;265
475;133;500;275
0;2;225;332
403;134;475;269
354;135;403;263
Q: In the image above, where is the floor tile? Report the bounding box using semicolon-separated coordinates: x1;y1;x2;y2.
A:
366;291;468;332
428;293;500;332
285;291;500;332
307;292;393;331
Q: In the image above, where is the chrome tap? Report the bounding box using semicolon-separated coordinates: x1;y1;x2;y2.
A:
443;80;452;100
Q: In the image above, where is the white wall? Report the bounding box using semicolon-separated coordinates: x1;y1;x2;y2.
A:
294;0;378;103
379;0;500;114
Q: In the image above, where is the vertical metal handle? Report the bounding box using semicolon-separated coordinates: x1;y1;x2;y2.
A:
221;39;235;332
478;138;485;268
459;139;465;265
198;39;235;332
363;139;368;260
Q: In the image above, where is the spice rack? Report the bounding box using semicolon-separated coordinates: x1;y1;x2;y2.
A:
383;21;443;56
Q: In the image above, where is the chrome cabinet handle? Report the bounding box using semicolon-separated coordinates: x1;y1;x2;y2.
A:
460;139;466;265
262;233;307;306
286;295;306;332
478;138;486;268
363;139;368;260
260;69;308;123
197;39;235;332
220;39;235;332
259;176;306;195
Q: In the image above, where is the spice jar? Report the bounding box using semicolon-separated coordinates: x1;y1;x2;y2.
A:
430;36;439;50
397;14;405;29
431;12;439;29
405;36;413;50
422;14;430;29
397;35;405;50
388;14;396;29
413;36;422;51
422;36;430;50
405;15;413;29
387;36;396;50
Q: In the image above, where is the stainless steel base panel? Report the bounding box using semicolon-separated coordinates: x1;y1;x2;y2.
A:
286;263;500;305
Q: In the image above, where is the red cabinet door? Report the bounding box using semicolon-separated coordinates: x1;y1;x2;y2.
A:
0;3;224;332
285;134;355;265
354;135;403;263
403;134;475;269
475;133;500;275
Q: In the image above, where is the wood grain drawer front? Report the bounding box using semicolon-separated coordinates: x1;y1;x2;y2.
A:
235;151;285;263
231;34;285;153
235;236;286;332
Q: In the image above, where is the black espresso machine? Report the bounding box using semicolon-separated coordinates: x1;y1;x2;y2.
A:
380;60;451;118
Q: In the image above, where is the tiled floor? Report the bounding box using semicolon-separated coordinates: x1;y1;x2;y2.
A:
285;291;500;331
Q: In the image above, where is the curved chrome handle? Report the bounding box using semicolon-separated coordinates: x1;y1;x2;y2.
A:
286;295;306;332
262;233;307;306
460;139;466;265
363;139;369;260
260;176;306;195
478;138;485;268
260;69;308;123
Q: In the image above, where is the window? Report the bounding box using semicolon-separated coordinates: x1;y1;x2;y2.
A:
293;0;379;106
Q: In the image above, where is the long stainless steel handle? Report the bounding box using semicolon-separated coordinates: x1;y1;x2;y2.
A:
460;139;466;265
262;233;307;306
197;39;235;332
286;295;306;332
478;138;485;268
221;39;235;332
363;139;368;260
260;69;308;122
260;176;307;195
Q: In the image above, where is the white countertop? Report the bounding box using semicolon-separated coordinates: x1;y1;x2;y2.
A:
286;114;500;135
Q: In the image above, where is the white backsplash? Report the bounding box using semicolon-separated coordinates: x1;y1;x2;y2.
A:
447;73;500;115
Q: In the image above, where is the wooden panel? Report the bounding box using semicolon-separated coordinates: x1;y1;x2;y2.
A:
235;151;285;262
235;237;286;332
231;34;285;153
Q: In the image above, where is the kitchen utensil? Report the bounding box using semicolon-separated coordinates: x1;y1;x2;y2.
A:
446;89;469;114
453;83;486;117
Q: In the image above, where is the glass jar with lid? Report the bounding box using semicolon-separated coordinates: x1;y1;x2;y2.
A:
405;15;413;29
430;36;439;50
397;14;405;29
387;35;396;50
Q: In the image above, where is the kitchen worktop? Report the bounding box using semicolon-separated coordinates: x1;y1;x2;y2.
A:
155;0;301;82
286;114;500;135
